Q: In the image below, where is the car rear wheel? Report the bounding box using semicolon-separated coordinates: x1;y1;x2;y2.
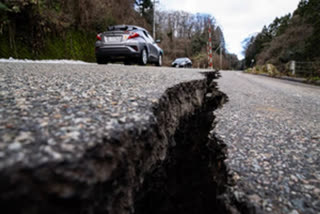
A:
139;48;148;65
156;54;162;66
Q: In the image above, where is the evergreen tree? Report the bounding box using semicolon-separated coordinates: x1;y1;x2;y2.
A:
135;0;153;25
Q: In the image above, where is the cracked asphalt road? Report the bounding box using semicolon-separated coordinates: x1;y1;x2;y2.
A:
215;71;320;214
0;62;207;169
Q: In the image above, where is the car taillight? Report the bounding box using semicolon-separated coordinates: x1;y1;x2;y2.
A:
97;34;101;40
128;32;139;39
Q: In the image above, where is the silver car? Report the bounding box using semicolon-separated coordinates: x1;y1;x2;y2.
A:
171;57;192;68
95;25;163;66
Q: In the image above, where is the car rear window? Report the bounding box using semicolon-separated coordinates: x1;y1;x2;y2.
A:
174;58;185;62
143;31;148;37
108;26;137;31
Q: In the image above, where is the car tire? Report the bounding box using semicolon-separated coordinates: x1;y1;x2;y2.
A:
96;57;108;64
139;48;148;65
156;54;162;66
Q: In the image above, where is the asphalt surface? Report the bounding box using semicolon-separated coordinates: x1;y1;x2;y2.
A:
0;62;207;170
215;71;320;214
2;63;320;214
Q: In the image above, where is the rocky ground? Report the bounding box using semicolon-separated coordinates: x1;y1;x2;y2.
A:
215;71;320;214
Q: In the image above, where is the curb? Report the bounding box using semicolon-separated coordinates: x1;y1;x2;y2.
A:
244;72;320;86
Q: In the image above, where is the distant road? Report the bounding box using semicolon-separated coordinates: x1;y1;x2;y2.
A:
215;71;320;213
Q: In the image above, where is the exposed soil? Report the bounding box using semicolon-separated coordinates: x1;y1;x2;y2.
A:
134;73;231;214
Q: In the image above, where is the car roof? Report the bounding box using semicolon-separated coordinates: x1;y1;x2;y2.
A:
175;57;190;60
107;25;147;32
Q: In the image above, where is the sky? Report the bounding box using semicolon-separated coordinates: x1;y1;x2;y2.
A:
159;0;301;59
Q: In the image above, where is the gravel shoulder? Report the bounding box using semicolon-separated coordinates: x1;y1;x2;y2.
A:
215;71;320;214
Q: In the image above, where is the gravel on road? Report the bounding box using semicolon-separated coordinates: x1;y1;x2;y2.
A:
215;71;320;214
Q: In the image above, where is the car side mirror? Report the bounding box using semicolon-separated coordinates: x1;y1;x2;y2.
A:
155;39;161;43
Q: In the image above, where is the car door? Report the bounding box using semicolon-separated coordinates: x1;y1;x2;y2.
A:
143;31;157;60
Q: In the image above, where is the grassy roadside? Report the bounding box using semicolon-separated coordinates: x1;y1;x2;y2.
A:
244;64;281;77
244;64;320;86
0;31;96;62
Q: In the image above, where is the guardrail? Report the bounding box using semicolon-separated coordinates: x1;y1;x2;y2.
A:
289;61;320;77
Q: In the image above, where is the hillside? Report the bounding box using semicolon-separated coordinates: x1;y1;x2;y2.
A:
0;0;149;62
243;0;320;74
